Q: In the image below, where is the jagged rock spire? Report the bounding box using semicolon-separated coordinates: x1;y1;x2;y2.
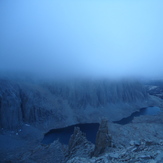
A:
93;119;112;157
66;127;94;160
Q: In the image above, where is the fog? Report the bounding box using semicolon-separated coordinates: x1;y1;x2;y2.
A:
0;0;163;80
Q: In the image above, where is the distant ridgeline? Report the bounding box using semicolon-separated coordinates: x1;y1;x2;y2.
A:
0;78;149;130
43;80;147;108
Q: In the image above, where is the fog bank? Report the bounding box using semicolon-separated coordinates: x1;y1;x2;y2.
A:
0;0;163;79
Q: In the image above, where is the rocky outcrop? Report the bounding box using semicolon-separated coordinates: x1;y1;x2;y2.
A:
92;119;112;157
66;127;94;161
65;120;112;160
67;139;163;163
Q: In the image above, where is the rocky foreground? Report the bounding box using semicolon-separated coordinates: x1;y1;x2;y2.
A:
0;78;163;162
1;114;163;163
66;119;163;163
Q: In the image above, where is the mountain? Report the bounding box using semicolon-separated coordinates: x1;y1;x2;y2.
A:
0;78;161;131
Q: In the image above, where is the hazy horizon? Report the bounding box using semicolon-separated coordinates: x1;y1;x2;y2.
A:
0;0;163;80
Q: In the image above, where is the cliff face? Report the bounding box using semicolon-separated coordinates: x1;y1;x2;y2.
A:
0;79;73;130
0;80;22;129
0;78;155;130
45;80;148;108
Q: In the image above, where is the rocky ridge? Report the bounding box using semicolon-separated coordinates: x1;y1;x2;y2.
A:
1;78;162;131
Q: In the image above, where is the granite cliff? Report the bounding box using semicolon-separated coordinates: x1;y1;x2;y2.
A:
0;78;162;131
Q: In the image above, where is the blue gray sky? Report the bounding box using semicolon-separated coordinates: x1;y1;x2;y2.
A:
0;0;163;79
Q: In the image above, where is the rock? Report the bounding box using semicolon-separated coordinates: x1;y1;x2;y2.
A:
109;153;120;159
0;80;55;130
0;80;22;130
130;140;141;146
66;127;94;160
92;119;112;157
67;156;110;163
134;140;141;146
131;147;138;152
130;140;135;146
94;157;110;163
145;139;156;146
67;157;92;163
139;154;151;159
0;78;151;130
149;160;157;163
159;140;163;145
156;153;163;162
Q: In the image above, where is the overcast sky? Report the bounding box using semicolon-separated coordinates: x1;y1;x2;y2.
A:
0;0;163;79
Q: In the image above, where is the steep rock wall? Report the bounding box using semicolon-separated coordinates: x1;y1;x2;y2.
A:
0;78;159;130
0;80;22;129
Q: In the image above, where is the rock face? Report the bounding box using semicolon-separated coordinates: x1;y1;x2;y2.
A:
0;80;22;129
0;79;74;130
93;119;112;157
0;78;158;130
66;127;94;160
0;80;57;130
46;80;148;108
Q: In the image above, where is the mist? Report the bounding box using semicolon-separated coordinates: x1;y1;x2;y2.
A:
0;0;163;80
